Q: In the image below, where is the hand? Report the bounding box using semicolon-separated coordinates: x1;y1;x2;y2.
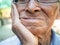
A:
11;3;38;45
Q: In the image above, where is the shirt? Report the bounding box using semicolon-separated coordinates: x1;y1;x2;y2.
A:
0;30;60;45
51;30;60;45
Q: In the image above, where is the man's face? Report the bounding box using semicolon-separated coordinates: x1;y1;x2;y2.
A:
15;0;58;42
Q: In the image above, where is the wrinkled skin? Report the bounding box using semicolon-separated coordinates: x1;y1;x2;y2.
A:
11;0;58;45
57;5;60;19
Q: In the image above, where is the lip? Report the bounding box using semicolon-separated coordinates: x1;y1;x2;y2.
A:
19;17;45;20
20;18;46;27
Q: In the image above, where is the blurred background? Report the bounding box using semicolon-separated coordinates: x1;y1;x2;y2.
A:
0;0;60;42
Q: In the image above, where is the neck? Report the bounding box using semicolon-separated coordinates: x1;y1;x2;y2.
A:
38;30;51;45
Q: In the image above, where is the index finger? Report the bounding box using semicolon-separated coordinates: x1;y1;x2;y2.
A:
12;3;19;19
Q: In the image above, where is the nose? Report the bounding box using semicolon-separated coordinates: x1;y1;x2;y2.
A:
25;0;41;13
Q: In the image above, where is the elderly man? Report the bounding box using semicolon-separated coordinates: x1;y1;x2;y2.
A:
0;0;60;45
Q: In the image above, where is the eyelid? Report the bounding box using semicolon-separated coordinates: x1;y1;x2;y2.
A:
37;0;57;2
13;0;18;2
13;0;58;3
14;0;30;4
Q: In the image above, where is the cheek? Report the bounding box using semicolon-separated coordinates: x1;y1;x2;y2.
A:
16;5;26;13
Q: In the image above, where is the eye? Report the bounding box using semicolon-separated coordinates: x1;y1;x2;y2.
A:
37;0;48;2
13;0;18;2
19;0;29;4
37;0;57;3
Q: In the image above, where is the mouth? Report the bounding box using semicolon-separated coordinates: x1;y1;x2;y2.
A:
19;17;46;27
19;17;46;20
20;17;39;19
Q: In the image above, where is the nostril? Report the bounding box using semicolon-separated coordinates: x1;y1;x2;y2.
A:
26;10;33;14
25;7;40;13
35;10;40;12
26;10;40;14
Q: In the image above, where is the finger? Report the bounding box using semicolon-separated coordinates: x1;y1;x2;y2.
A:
11;3;20;24
12;3;19;19
11;6;14;21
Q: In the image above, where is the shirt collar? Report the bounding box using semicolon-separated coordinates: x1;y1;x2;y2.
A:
51;29;56;45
